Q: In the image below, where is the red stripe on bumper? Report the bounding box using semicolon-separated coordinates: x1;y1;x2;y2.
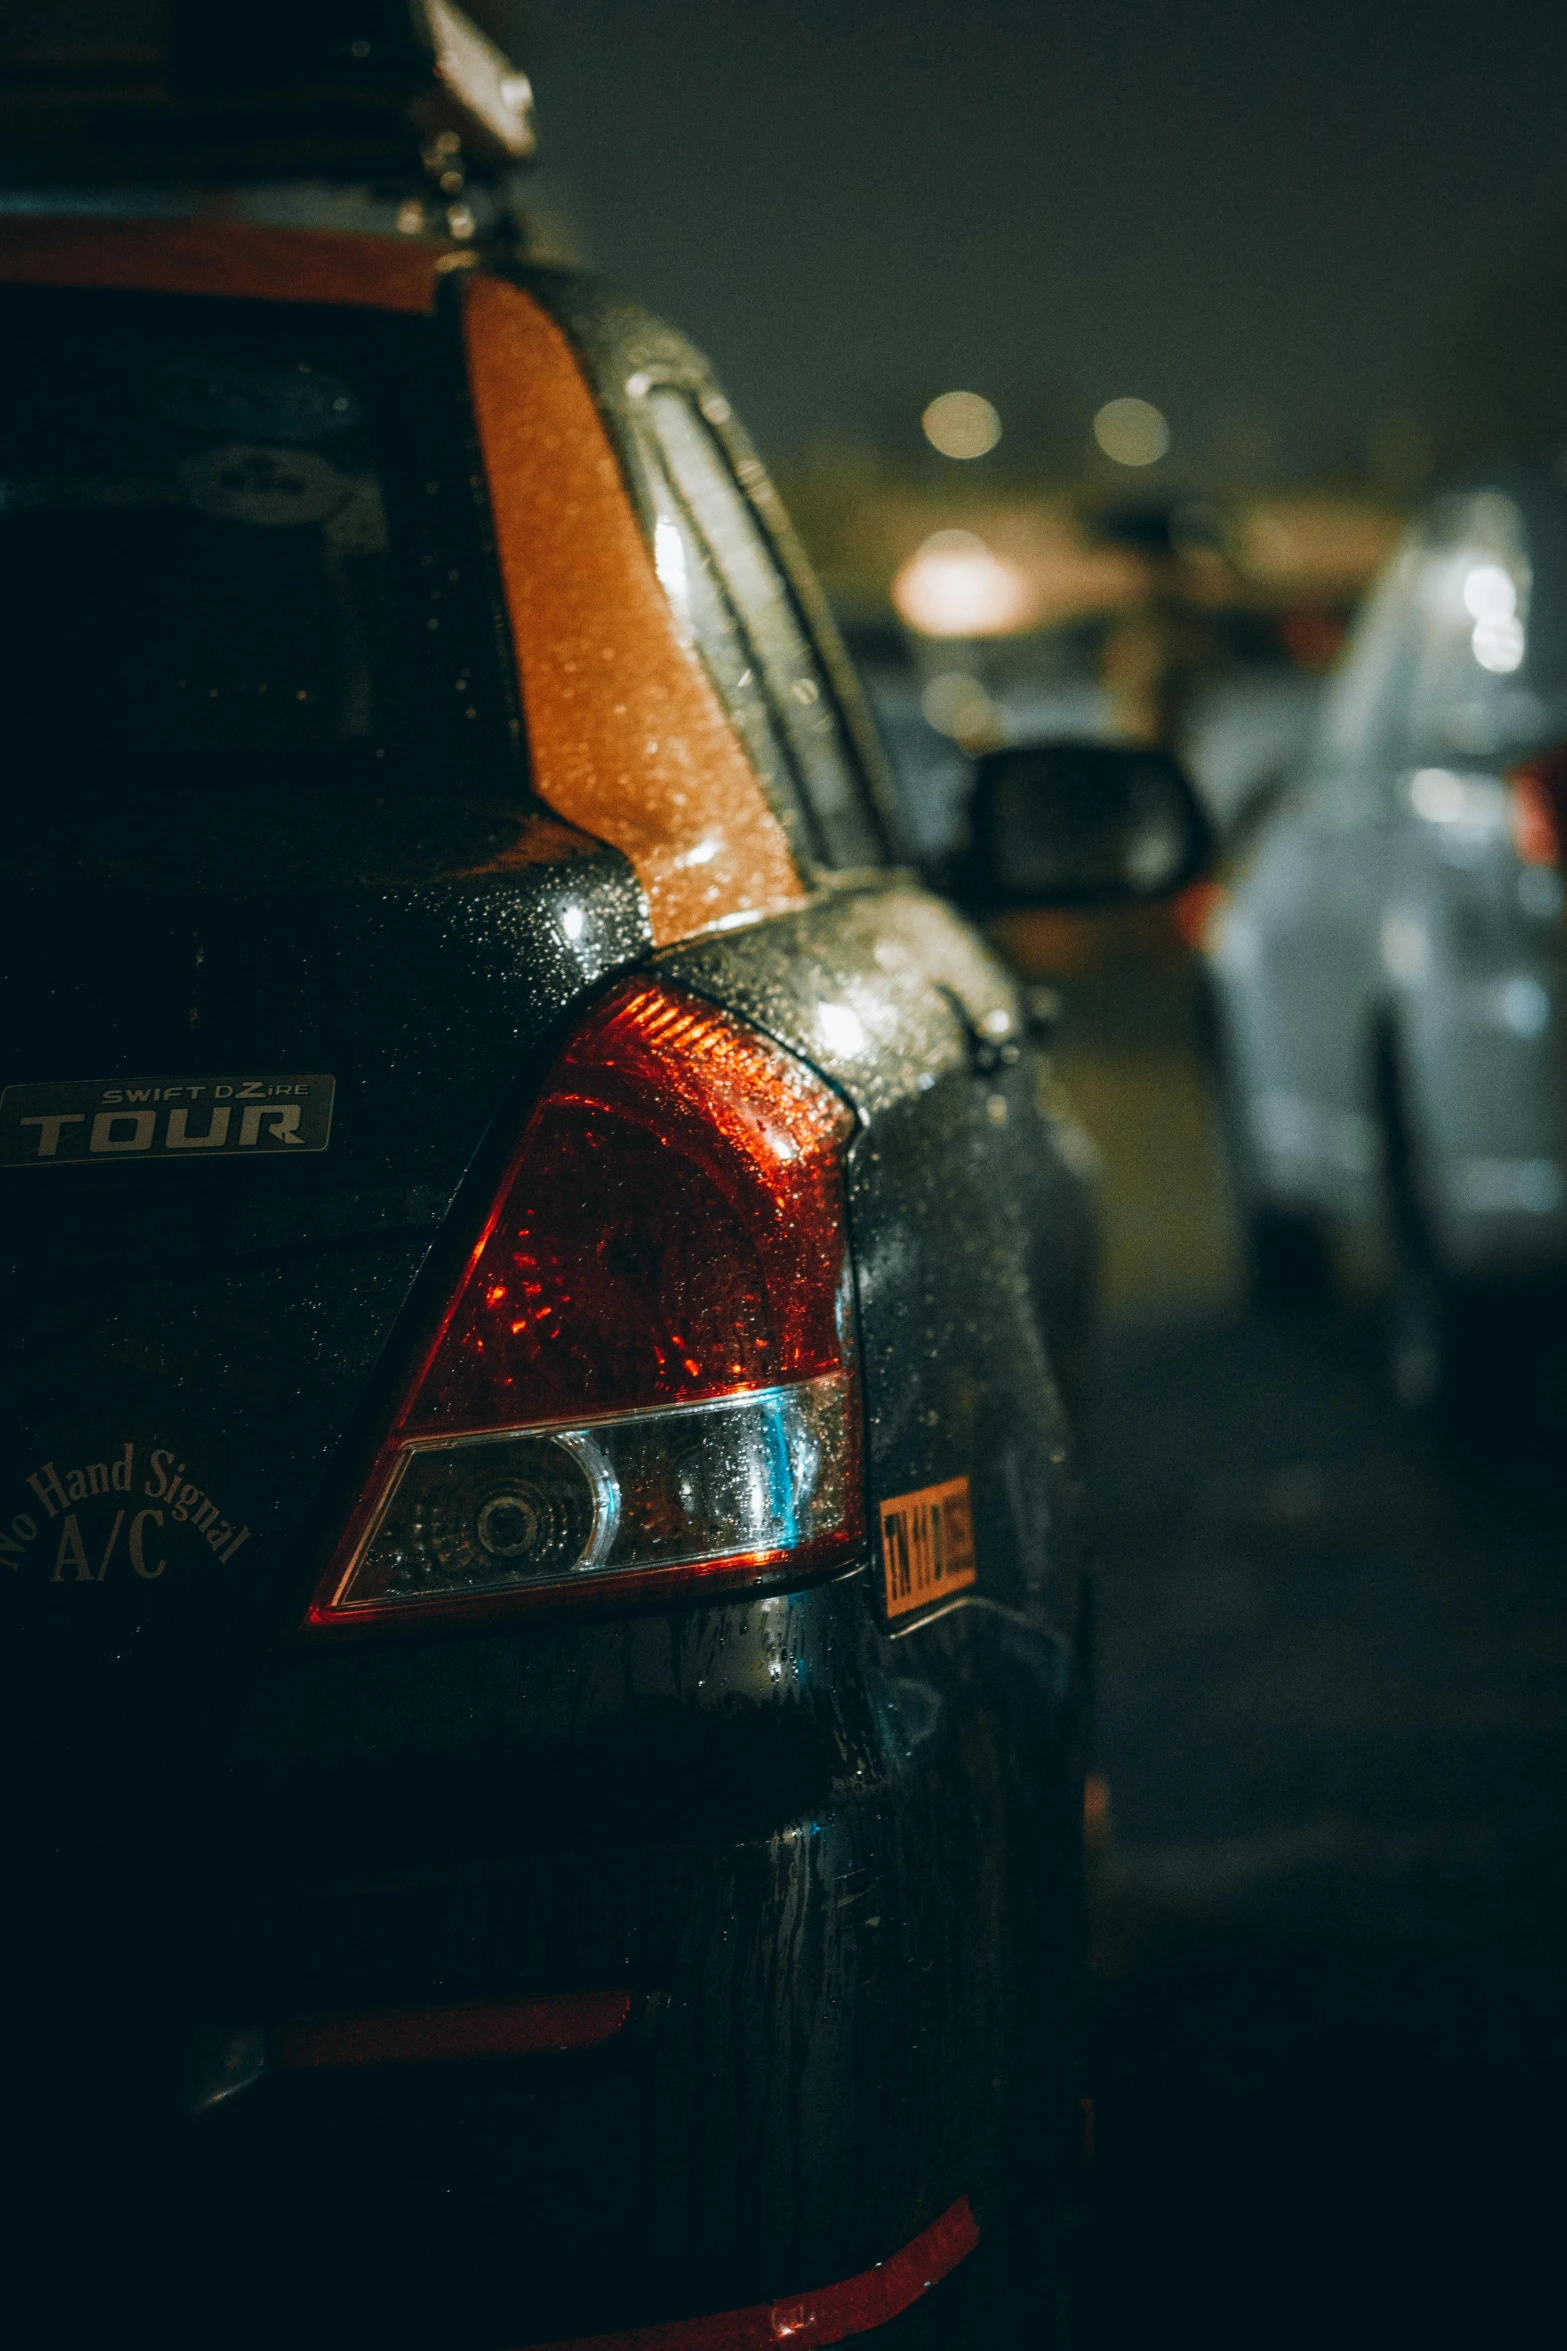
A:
518;2196;980;2351
277;1991;631;2070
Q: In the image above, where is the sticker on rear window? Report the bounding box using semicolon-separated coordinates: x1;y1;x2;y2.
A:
0;1074;334;1167
880;1476;978;1620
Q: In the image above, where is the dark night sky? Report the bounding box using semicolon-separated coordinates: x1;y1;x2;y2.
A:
530;0;1567;480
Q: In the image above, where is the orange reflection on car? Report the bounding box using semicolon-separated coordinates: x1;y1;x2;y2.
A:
464;276;805;945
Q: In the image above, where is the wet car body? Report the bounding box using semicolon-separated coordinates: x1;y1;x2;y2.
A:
0;217;1093;2349
1205;467;1567;1391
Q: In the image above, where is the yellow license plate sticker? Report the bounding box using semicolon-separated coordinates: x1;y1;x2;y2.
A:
880;1476;977;1619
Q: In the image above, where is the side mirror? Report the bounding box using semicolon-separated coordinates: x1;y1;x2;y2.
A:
958;740;1213;910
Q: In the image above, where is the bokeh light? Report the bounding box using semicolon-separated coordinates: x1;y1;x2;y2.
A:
1463;562;1525;672
1093;397;1170;467
922;390;1002;459
892;529;1032;636
920;671;997;740
1463;563;1513;622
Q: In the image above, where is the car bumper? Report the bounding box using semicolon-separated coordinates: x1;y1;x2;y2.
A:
134;1571;1084;2348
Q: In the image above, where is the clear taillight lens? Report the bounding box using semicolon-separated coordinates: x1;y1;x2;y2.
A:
322;1375;853;1615
305;982;861;1629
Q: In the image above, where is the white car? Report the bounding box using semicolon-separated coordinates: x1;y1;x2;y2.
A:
1205;466;1567;1413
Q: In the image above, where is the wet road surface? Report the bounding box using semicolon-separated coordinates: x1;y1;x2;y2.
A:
1071;1230;1567;2347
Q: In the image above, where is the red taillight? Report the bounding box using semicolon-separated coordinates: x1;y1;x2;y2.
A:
306;981;861;1629
1506;745;1567;867
1172;878;1229;952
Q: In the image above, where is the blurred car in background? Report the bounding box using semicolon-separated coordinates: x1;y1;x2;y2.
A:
843;611;1324;882
1203;465;1567;1411
841;617;1106;867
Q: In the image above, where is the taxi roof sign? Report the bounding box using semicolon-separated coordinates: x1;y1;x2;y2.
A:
0;1;535;186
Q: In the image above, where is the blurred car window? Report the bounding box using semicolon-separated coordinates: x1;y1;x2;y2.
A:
643;388;884;870
1309;487;1567;795
0;287;512;799
1401;491;1545;763
1307;537;1424;782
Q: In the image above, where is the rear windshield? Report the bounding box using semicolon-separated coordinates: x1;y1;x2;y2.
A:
0;286;516;798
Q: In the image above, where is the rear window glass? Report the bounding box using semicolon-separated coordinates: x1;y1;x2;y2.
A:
0;286;514;797
636;387;886;871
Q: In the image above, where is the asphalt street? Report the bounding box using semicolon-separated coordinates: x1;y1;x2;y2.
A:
1055;966;1567;2347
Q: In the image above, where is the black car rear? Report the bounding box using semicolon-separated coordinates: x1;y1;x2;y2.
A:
1;250;1093;2351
